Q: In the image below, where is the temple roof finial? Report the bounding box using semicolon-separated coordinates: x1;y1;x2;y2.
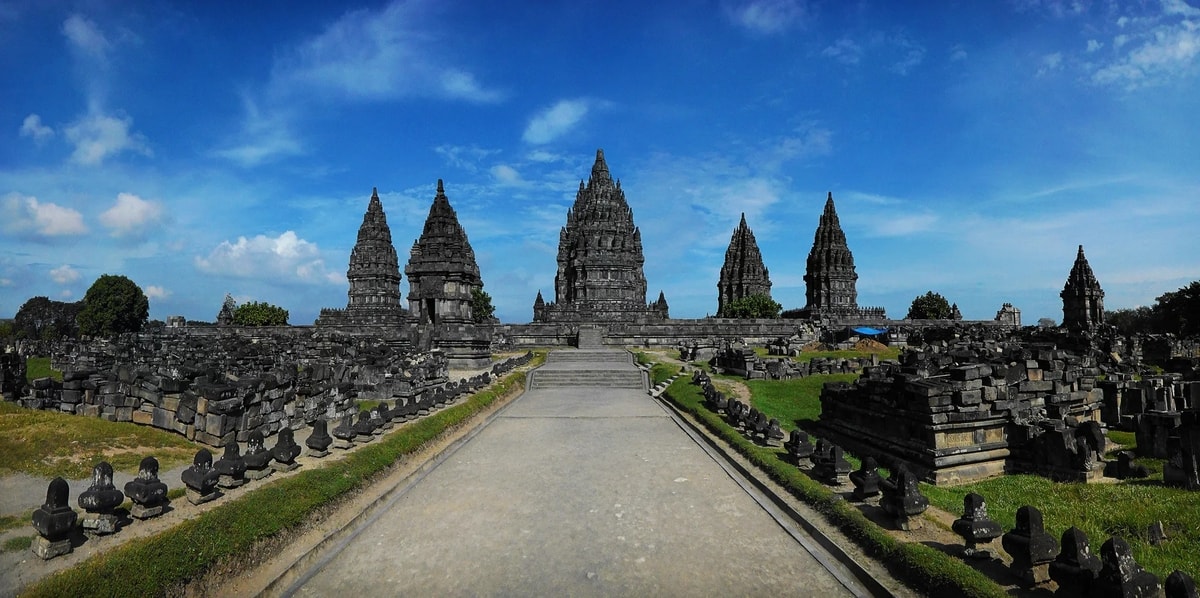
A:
591;148;610;182
437;179;444;194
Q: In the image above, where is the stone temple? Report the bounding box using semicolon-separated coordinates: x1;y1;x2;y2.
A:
1061;244;1105;330
717;213;772;316
802;193;885;320
316;188;406;329
533;149;668;324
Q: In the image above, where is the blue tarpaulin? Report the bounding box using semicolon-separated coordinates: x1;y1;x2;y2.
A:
851;326;888;335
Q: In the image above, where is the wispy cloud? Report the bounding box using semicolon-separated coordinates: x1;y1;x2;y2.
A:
435;144;502;173
64;112;151;165
1079;1;1200;88
822;31;926;75
195;231;342;284
725;0;812;35
523;99;591;145
143;284;170;300
1;193;88;237
19;114;54;144
822;38;863;65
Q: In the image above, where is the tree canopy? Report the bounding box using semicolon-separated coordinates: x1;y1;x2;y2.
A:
77;275;149;337
470;287;495;324
14;296;82;340
906;291;953;320
721;293;782;319
1106;280;1200;337
231;301;289;326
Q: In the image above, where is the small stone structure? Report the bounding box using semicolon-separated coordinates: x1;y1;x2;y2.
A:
31;477;77;560
1061;245;1105;331
77;462;125;536
124;456;169;519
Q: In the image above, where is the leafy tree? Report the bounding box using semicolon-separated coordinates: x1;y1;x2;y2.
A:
906;291;952;320
721;293;782;319
231;301;289;326
1155;281;1200;337
1106;306;1157;335
470;287;495;324
14;296;83;339
1037;317;1057;328
77;275;149;337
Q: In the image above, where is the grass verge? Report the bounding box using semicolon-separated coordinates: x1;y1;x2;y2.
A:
3;535;33;553
24;357;62;383
20;352;545;598
662;377;1005;598
0;402;199;479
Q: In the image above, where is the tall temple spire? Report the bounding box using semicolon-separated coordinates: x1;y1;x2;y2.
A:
717;212;772;316
405;180;481;326
316;187;405;328
1061;245;1105;330
803;192;859;318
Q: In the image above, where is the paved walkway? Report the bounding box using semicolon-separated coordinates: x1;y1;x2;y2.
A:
286;350;861;596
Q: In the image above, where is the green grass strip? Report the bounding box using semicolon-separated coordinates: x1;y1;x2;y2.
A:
662;377;1006;598
24;357;62;383
21;353;545;598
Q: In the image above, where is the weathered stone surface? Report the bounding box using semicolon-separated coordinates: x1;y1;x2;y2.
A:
1061;245;1105;331
717;213;772;317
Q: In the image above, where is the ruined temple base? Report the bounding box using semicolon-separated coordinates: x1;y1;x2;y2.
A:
80;513;119;536
130;503;165;520
306;448;330;458
246;468;273;480
186;489;220;505
272;462;300;473
218;475;245;489
31;536;71;560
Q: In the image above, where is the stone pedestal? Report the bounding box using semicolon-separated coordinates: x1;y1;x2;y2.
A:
273;461;300;473
333;438;355;450
186;488;220;505
307;448;330;458
356;434;375;443
80;513;120;536
31;536;72;560
246;468;273;481
130;503;165;520
218;474;245;489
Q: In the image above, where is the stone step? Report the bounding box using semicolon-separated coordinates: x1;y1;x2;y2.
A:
530;370;645;389
546;352;630;364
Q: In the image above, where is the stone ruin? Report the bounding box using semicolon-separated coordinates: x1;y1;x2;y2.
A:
9;329;488;448
716;213;772;317
709;341;875;380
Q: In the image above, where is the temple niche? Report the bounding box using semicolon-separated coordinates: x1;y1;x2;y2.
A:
533;149;668;324
1061;245;1105;331
405;180;491;367
316;188;407;330
717;213;772;316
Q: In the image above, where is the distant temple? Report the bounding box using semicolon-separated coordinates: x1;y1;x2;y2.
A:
802;193;884;320
533;149;668;324
1061;245;1105;330
717;213;772;316
316;188;407;329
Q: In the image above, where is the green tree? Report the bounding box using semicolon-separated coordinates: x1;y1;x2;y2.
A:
470;287;495;324
906;291;952;320
1106;306;1157;335
14;296;82;339
722;293;782;319
77;275;149;337
1155;281;1200;337
231;301;289;326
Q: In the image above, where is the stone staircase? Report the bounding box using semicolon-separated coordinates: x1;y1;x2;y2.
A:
529;351;645;389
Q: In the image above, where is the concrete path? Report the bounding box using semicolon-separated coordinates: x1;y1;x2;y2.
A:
284;350;863;597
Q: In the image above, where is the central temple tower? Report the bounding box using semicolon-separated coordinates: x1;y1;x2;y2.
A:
534;149;667;323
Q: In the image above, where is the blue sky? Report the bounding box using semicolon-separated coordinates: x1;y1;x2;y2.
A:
2;0;1198;325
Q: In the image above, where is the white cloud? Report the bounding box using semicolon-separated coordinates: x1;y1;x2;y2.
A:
61;14;110;59
1162;0;1200;17
143;285;170;299
822;33;925;74
50;264;81;284
64;112;150;165
950;45;969;62
435;144;501;172
1087;39;1103;52
19;114;54;143
1090;3;1200;88
490;164;525;186
214;98;303;167
889;34;927;75
726;0;811;35
59;290;73;299
99;192;164;237
523;99;590;144
1038;52;1064;75
1;193;88;237
195;231;341;284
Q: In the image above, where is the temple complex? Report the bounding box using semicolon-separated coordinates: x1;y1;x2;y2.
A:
405;180;491;367
716;213;772;317
316;188;407;330
802;193;884;320
1061;245;1105;330
533;149;668;324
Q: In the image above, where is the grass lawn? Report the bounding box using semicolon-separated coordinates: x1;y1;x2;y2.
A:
24;357;62;383
0;401;199;479
743;374;858;430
